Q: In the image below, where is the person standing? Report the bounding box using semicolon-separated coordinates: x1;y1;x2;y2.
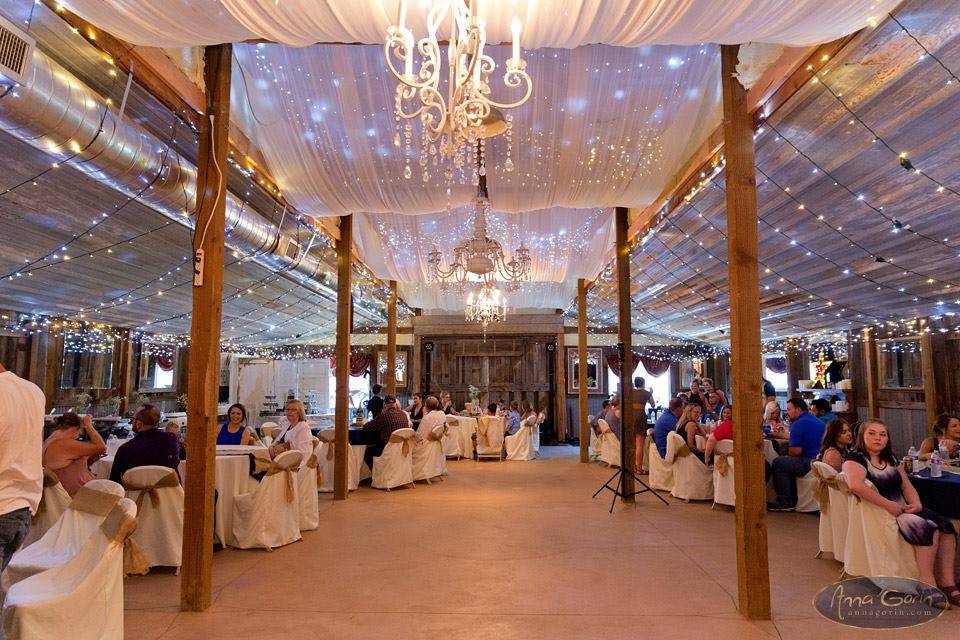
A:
0;361;46;578
367;384;385;419
632;377;655;475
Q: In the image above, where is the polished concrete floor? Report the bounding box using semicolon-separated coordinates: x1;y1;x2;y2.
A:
125;447;957;639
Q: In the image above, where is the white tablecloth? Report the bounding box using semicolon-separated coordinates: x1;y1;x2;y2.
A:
763;439;779;464
91;447;266;547
452;416;478;459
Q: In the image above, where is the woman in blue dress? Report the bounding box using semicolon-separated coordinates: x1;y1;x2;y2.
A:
842;419;958;607
217;403;252;446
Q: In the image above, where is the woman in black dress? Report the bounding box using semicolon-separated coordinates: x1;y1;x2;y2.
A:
842;419;958;607
407;393;424;429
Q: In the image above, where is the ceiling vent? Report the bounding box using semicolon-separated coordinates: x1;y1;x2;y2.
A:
0;15;33;85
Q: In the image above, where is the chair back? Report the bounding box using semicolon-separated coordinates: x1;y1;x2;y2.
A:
121;466;183;568
273;449;304;470
665;431;685;464
597;418;612;434
429;424;445;442
476;416;505;455
317;428;336;443
445;415;460;426
261;421;280;439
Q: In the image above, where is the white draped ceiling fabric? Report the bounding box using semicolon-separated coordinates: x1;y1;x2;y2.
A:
60;0;898;313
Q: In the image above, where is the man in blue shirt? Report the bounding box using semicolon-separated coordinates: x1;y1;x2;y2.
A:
767;397;825;511
810;398;837;424
652;398;683;458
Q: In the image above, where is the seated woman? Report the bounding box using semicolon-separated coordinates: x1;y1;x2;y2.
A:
406;393;424;429
918;413;960;461
842;420;958;607
675;402;706;461
703;405;733;465
271;399;314;461
520;400;537;428
217;403;252;446
762;401;789;442
42;413;106;497
440;392;453;415
816;418;852;472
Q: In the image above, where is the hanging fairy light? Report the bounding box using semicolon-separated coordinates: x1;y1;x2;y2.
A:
384;0;532;183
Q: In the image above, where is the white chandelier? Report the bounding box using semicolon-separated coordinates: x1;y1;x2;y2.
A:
385;0;532;184
427;194;531;290
465;282;507;335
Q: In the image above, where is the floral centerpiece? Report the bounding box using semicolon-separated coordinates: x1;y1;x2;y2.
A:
73;392;92;414
467;385;483;416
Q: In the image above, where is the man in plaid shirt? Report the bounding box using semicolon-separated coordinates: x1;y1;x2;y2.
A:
360;396;409;472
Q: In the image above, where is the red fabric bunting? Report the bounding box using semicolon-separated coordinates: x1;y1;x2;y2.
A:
331;352;372;377
764;356;787;375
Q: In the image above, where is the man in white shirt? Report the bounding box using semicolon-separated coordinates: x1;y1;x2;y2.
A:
416;396;446;442
0;362;46;576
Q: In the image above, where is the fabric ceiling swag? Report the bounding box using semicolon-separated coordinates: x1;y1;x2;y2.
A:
61;1;898;48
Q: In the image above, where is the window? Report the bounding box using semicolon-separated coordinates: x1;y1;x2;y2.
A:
606;362;671;407
327;360;373;413
878;338;923;389
60;348;114;389
138;349;177;391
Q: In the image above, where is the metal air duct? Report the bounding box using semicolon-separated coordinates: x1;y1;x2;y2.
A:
0;48;327;284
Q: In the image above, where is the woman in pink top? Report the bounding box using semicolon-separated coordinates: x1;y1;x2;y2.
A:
42;413;106;496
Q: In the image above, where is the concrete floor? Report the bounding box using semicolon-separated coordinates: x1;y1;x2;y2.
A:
124;447;957;639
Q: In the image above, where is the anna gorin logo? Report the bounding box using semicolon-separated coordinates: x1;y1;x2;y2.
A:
814;577;945;629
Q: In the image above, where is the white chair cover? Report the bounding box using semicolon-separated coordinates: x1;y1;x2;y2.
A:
412;425;447;482
810;461;849;561
476;417;505;460
597;419;621;468
842;476;919;580
22;471;72;548
121;466;183;569
667;432;714;502
316;428;361;492
645;428;674;492
795;469;820;513
504;415;536;461
442;416;463;459
372;428;416;490
2;499;137;640
297;438;320;531
711;439;736;507
588;416;602;461
4;480;126;587
232;450;302;550
260;421;279;440
532;412;544;455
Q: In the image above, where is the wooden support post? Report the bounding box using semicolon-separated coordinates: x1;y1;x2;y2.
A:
43;334;61;412
333;215;353;500
862;328;879;419
785;344;807;401
554;332;567;442
116;329;133;416
386;280;398;397
920;331;938;426
577;279;589;463
721;44;771;620
615;206;635;501
181;43;231;613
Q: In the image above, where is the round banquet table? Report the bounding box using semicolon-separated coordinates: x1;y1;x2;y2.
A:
91;447;265;546
911;467;960;520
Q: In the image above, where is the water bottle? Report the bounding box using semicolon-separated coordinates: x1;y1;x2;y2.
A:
930;450;942;478
938;443;949;461
906;446;919;474
107;434;119;456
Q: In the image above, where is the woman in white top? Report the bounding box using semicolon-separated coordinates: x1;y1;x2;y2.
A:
273;399;313;461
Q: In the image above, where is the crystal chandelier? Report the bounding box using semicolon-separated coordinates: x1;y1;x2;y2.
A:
385;0;532;184
427;194;531;290
465;282;507;336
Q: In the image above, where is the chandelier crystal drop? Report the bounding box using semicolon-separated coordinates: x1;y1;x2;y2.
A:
427;195;531;290
465;282;508;336
385;0;531;181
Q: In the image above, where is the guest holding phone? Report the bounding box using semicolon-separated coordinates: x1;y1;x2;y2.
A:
42;412;106;497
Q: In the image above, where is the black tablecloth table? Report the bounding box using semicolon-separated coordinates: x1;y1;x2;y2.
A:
911;468;960;520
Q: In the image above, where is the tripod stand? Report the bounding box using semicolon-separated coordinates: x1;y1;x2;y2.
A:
592;465;669;514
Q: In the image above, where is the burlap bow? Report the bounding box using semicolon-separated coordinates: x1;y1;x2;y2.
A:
714;452;733;476
306;453;319;469
427;430;443;443
325;441;336;461
69;484;123;516
98;502;150;576
266;461;299;502
122;472;180;512
813;472;842;514
389;432;414;456
34;468;62;517
446;417;459;426
674;437;692;458
476;418;492;448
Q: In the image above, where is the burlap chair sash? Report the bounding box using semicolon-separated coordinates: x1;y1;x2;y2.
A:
266;462;300;502
122;472;180;512
446;417;459;426
427;430;443;443
813;473;842;514
325;442;335;461
714;452;733;477
34;468;63;517
69;485;123;516
674;438;692;458
306;453;319;469
476;418;492;448
388;432;414;456
98;503;150;575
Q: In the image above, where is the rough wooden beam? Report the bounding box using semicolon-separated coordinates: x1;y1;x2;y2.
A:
920;330;938;424
615;206;636;501
721;43;771;621
115;328;133;415
386;280;398;396
333;215;353;500
862;328;880;418
577;279;589;463
554;332;567;442
181;43;231;613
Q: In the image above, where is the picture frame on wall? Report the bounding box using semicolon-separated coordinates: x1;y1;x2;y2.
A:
566;347;603;395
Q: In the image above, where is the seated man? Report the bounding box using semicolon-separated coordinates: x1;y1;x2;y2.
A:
653;397;683;458
360;396;409;472
809;398;837;424
416;396;446;442
505;400;521;435
767;397;825;511
109;404;180;484
591;400;610;434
